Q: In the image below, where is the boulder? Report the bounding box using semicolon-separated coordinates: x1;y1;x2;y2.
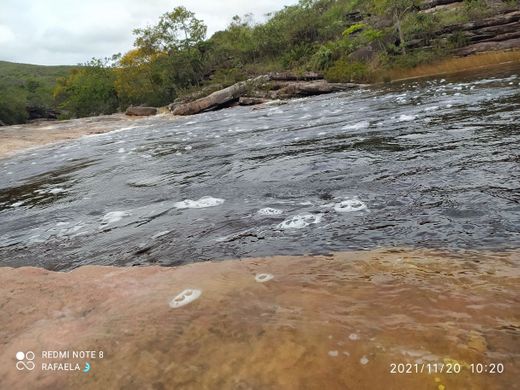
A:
272;80;362;99
125;106;158;116
26;105;59;120
172;75;270;116
0;120;5;126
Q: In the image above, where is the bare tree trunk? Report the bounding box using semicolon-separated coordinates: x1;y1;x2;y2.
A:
395;12;407;55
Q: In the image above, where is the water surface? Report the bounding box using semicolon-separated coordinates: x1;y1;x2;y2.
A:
0;67;519;270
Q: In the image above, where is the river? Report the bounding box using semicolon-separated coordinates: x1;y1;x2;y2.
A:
1;67;519;270
1;66;520;389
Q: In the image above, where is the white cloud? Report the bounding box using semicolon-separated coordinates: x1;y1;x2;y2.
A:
0;0;298;65
0;25;16;44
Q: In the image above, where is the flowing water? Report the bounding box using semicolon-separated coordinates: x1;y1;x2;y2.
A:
1;66;520;389
1;67;519;270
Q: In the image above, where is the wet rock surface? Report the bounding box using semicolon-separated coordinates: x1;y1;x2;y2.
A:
0;249;518;389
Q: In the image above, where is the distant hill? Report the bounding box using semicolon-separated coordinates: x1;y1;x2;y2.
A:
0;61;76;125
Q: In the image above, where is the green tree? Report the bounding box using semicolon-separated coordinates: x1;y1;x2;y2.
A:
0;87;28;125
54;58;119;118
133;6;207;54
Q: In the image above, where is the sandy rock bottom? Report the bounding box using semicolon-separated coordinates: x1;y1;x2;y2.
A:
0;248;518;389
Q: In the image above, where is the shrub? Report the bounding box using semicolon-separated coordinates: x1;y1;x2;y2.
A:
324;60;370;83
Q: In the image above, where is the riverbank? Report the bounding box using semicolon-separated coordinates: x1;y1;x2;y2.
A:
0;248;518;389
0;113;173;160
1;55;519;160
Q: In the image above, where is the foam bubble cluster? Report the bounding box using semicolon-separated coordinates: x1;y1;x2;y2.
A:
342;121;370;130
174;196;225;209
169;289;202;308
258;208;283;216
101;211;129;225
399;114;416;122
277;214;322;229
255;273;274;283
334;199;367;213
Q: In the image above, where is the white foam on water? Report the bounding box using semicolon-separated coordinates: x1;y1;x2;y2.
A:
328;351;339;357
277;214;322;229
255;273;274;283
342;121;370;130
174;196;225;209
424;106;439;112
399;114;416;122
185;145;193;151
101;211;130;225
151;230;170;240
349;333;360;341
11;201;24;208
169;289;202;308
48;188;66;195
118;148;125;153
334;199;367;213
360;356;369;365
258;208;283;216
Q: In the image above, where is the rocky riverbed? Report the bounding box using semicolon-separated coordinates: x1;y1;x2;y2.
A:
1;249;519;389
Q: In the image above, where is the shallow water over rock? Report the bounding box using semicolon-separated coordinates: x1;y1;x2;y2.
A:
0;67;519;269
0;249;518;389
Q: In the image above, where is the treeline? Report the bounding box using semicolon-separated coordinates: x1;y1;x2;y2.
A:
2;0;516;123
0;61;72;125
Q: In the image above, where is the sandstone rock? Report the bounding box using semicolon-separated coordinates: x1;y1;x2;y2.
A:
457;38;520;56
172;75;270;116
170;75;364;116
125;106;158;116
349;45;377;62
268;71;323;81
272;80;362;99
238;97;271;106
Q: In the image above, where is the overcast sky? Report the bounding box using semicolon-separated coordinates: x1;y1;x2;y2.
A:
0;0;298;66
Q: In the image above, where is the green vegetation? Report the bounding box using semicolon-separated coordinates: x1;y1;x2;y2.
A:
0;61;73;124
1;0;517;124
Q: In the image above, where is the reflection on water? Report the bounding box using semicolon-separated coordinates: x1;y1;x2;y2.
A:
0;249;518;389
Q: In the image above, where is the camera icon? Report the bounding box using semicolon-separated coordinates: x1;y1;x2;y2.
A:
16;351;35;371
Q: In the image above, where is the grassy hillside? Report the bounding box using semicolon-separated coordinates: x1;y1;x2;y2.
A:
0;61;75;125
